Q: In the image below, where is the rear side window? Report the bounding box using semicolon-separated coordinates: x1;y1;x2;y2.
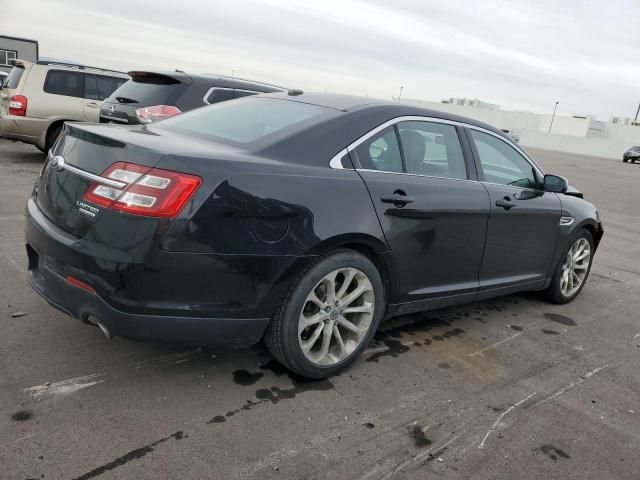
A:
397;121;467;180
205;88;234;104
84;75;126;101
4;66;24;89
107;75;185;105
44;70;83;97
352;126;403;173
157;97;330;145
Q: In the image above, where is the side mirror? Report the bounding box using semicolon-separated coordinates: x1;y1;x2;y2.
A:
543;174;568;193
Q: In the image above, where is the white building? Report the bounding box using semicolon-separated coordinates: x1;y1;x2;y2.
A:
396;97;640;159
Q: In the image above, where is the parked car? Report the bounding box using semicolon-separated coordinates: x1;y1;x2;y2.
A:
622;146;640;163
0;60;128;152
99;70;285;125
0;71;8;86
25;92;603;378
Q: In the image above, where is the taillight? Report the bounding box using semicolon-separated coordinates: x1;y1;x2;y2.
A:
83;162;201;218
9;95;27;116
135;105;181;124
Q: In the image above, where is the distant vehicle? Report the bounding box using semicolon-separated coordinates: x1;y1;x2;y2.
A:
99;71;286;125
26;92;603;378
0;71;7;86
0;60;128;152
622;146;640;163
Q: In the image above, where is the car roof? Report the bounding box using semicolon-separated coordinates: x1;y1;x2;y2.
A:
127;70;286;91
257;92;508;137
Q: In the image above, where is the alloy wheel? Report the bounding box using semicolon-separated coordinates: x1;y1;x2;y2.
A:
560;237;591;297
298;267;375;366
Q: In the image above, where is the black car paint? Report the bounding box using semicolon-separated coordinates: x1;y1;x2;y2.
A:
99;72;285;125
25;93;603;347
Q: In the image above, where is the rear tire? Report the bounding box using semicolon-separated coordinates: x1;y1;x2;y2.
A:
264;249;384;379
543;229;594;304
623;158;628;163
44;123;63;153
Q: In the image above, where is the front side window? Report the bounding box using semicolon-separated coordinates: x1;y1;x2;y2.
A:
397;121;467;179
157;97;330;145
43;70;83;98
352;126;403;173
470;129;537;188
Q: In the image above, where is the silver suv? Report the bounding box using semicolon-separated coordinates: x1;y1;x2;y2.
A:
0;60;129;152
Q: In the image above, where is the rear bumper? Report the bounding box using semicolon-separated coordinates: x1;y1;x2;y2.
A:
26;262;269;347
24;196;299;347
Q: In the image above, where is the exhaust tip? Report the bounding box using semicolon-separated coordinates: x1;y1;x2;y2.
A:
87;316;112;340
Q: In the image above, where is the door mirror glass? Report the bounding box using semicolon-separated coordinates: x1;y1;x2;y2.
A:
543;174;568;193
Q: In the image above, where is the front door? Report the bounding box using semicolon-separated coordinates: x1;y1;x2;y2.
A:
467;128;561;298
353;120;491;313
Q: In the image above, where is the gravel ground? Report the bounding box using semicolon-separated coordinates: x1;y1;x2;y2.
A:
1;138;639;480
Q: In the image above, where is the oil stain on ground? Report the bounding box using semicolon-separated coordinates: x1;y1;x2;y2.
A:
538;444;570;461
70;431;185;480
409;424;433;447
232;369;264;386
11;410;32;421
544;313;576;326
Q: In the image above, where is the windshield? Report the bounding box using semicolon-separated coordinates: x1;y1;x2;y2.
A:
4;66;24;89
156;97;331;145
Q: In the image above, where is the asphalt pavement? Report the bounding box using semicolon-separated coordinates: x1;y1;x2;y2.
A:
1;138;639;480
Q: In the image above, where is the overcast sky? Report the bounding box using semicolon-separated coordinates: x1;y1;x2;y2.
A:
2;0;639;120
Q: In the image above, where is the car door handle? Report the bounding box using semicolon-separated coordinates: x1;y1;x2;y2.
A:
381;191;414;207
495;196;517;210
86;102;99;108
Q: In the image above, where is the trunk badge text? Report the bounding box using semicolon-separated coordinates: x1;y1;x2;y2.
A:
76;201;100;218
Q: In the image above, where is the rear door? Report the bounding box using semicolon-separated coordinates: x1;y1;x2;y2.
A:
36;69;84;120
82;74;126;122
467;128;561;297
353;119;490;313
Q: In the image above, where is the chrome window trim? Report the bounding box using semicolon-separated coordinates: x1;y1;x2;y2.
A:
329;148;351;169
202;86;260;105
46;151;127;189
328;115;544;180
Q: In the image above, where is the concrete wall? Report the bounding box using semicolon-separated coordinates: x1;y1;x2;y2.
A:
519;131;631;159
0;36;38;73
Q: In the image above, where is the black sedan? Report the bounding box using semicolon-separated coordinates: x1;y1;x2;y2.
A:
623;146;640;163
25;92;603;378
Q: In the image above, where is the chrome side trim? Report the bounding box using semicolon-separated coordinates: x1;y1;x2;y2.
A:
47;152;127;189
329;148;352;170
328;115;544;178
560;216;575;226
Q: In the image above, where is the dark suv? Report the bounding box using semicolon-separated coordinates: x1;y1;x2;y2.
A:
99;71;285;124
623;146;640;163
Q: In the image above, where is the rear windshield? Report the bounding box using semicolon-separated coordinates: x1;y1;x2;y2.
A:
155;97;331;145
4;66;24;89
106;75;186;105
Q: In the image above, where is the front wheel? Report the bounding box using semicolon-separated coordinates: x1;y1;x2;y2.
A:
264;249;384;379
544;230;594;304
623;158;628;163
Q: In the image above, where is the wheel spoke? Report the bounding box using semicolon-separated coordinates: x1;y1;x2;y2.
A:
333;324;346;354
337;315;361;334
301;311;328;329
307;292;326;309
575;250;590;262
335;269;356;301
342;302;374;315
340;285;367;307
319;322;333;360
323;272;338;305
574;263;588;271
